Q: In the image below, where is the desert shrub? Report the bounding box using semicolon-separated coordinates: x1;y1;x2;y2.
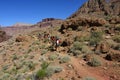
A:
41;50;48;55
89;31;103;46
35;62;49;79
41;61;50;69
20;66;29;73
49;54;58;61
115;24;120;31
67;27;72;31
72;41;83;50
44;38;50;43
46;66;63;77
81;45;93;54
1;73;10;80
14;73;25;80
12;54;18;60
77;26;83;31
39;45;46;49
35;62;62;79
74;36;89;42
11;66;17;74
39;55;47;62
60;56;71;63
69;42;92;56
69;49;82;56
113;35;120;43
106;39;117;48
32;40;40;45
25;61;35;71
82;76;97;80
36;69;46;79
27;48;32;53
113;44;120;51
2;65;9;71
14;62;23;70
88;57;101;67
69;41;83;56
104;23;111;28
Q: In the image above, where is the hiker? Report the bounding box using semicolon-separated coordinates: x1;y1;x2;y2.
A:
55;38;61;50
38;33;42;40
43;32;50;39
50;36;61;51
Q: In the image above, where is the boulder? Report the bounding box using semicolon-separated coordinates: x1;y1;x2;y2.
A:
16;35;28;42
95;43;109;54
101;43;110;53
106;53;120;62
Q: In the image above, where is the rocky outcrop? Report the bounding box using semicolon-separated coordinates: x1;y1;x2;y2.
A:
37;18;63;28
41;18;61;22
60;0;120;34
69;0;120;19
59;17;107;33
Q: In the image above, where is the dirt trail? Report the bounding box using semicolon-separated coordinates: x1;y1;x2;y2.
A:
70;57;109;80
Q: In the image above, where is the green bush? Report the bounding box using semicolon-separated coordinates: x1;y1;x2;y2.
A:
82;76;97;80
36;69;46;79
35;62;62;79
88;57;101;67
35;62;49;79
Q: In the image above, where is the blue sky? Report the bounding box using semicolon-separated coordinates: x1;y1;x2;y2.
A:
0;0;87;26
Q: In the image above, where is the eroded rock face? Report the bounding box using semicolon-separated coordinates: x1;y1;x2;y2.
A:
60;0;120;34
59;17;107;33
69;0;120;19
